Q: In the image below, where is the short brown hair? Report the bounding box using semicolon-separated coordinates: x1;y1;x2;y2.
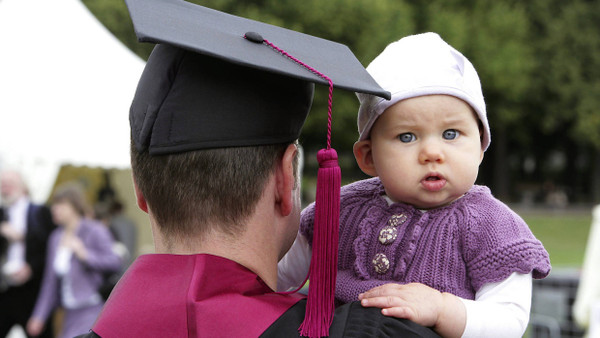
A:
51;182;91;217
131;141;298;240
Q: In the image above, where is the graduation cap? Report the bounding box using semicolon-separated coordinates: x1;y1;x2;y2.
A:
125;0;390;336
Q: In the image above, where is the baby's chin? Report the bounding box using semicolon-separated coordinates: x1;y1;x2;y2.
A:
406;194;466;210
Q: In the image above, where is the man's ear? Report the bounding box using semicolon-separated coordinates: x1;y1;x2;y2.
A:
275;143;297;217
353;140;377;177
132;176;149;214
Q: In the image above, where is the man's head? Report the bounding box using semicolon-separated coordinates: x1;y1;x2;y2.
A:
0;170;28;207
125;1;388;243
131;140;300;242
128;42;310;244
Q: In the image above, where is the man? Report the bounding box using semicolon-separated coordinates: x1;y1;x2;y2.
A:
84;0;440;336
0;170;55;337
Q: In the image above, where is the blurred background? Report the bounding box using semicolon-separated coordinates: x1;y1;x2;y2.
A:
1;0;599;337
85;0;600;207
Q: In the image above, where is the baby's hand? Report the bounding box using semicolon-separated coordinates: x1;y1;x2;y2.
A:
358;282;443;326
358;282;465;337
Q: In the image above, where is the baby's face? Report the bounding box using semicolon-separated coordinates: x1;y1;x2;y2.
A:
369;94;483;209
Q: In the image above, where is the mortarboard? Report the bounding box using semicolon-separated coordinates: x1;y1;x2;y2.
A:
124;0;390;336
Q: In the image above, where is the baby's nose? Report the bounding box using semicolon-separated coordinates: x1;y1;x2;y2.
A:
418;140;444;164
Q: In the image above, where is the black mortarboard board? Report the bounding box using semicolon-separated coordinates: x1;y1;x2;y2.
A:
125;0;389;154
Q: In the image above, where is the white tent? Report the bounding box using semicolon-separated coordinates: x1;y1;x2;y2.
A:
0;0;145;202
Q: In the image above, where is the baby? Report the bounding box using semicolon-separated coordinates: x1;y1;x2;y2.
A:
279;33;551;337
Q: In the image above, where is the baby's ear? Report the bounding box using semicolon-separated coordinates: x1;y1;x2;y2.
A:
353;140;377;177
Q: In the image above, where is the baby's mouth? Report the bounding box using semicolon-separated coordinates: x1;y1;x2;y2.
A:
421;173;446;191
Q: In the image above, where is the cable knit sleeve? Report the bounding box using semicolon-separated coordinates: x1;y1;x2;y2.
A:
463;186;551;292
299;202;316;245
277;232;311;292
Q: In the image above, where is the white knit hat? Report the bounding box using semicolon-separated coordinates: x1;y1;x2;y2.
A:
357;32;490;151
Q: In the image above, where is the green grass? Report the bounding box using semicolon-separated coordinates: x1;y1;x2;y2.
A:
518;209;594;337
518;209;593;268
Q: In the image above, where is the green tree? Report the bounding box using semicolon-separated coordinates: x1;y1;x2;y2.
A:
82;0;153;58
526;0;600;203
83;0;600;203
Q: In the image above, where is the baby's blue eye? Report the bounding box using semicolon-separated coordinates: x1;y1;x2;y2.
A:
443;129;459;140
398;133;416;143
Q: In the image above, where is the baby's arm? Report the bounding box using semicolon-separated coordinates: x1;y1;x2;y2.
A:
359;272;531;337
460;272;531;337
277;231;311;292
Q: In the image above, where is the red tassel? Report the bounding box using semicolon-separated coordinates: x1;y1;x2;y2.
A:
299;148;341;338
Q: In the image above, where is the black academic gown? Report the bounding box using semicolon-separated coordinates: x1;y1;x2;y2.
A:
262;299;440;337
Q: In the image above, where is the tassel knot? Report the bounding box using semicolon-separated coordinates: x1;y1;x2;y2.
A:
317;150;338;168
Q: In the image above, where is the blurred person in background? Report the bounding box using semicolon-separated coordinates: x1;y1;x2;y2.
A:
573;205;600;337
26;183;121;338
0;170;56;338
92;200;137;300
106;201;137;269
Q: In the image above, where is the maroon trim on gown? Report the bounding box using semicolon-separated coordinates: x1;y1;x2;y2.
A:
93;254;304;337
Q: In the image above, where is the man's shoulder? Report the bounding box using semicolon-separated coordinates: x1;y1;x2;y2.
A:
261;300;440;337
26;202;53;226
26;201;49;214
333;302;440;337
91;255;193;336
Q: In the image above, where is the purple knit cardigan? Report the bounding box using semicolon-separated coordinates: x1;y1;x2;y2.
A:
300;177;551;303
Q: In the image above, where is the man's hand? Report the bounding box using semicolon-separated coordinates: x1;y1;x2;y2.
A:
359;282;466;338
0;222;24;242
26;317;45;337
9;263;32;285
66;236;88;261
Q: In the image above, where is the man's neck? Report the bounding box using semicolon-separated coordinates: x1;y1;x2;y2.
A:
151;222;279;290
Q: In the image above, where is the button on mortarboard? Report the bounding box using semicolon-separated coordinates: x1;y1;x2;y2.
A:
244;32;264;44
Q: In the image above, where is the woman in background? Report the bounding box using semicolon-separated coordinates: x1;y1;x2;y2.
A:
26;183;121;338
